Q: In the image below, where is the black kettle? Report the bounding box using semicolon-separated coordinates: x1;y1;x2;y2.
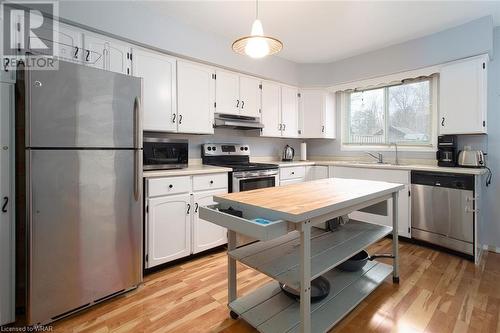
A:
282;145;295;161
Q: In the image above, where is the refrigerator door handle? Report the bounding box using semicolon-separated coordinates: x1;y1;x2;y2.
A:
134;96;141;149
134;96;141;201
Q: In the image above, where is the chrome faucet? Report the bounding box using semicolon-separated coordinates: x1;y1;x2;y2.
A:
366;152;383;164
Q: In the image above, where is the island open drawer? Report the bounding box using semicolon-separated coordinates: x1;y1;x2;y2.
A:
199;204;289;241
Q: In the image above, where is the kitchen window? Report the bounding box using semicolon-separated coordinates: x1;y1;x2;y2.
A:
341;76;437;151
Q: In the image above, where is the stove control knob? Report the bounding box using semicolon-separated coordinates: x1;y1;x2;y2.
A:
244;147;248;151
240;147;244;151
212;146;217;151
207;146;212;151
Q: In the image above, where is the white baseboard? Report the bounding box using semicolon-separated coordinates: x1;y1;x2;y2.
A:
483;244;500;254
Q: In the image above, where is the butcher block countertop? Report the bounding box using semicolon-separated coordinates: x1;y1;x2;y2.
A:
214;178;404;223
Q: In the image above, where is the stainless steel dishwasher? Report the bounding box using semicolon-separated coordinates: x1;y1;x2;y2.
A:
411;171;475;256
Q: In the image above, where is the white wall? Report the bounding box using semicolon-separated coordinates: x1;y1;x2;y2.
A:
305;16;494;163
160;128;302;161
298;16;493;86
481;27;500;249
57;1;299;85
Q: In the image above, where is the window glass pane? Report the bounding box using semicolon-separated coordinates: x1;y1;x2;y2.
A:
388;80;431;145
347;88;384;144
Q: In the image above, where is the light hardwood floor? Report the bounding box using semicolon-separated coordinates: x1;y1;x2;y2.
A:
52;239;500;333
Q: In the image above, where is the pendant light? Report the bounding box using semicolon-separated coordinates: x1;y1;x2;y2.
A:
232;0;283;58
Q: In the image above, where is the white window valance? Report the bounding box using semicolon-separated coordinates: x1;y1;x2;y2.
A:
329;65;441;93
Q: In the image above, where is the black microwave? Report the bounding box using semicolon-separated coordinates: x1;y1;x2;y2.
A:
143;137;188;170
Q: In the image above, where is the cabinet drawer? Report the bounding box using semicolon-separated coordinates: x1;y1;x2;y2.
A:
280;166;306;180
199;204;288;241
148;176;191;197
192;173;228;191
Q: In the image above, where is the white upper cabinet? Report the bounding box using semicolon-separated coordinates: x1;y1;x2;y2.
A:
261;81;282;137
177;61;215;134
57;24;84;63
261;82;299;138
83;34;131;75
215;70;261;117
439;55;488;135
215;70;240;115
23;19;83;63
239;76;261;117
132;48;177;132
281;86;299;138
299;90;335;139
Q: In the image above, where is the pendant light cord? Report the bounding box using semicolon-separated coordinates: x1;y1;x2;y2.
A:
256;0;259;19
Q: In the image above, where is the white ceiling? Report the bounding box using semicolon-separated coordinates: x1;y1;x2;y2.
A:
151;1;500;64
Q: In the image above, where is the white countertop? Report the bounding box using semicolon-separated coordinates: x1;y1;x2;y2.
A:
275;160;488;175
143;165;232;178
276;161;316;167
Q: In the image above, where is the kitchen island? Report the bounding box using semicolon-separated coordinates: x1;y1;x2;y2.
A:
200;178;404;333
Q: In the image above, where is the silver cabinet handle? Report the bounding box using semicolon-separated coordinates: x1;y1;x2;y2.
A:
282;124;286;131
322;125;325;133
236;100;240;108
279;124;282;130
179;114;183;125
172;113;176;123
241;100;245;109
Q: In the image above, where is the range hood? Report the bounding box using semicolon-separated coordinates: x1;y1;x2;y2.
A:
214;113;264;130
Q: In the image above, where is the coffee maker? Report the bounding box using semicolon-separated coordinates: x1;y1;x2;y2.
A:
436;135;458;167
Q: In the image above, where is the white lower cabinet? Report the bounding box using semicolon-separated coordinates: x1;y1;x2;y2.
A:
146;173;228;268
147;193;191;268
331;166;411;238
192;189;228;254
279;166;307;185
306;165;329;181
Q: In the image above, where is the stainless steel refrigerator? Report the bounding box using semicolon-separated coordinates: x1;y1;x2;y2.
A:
24;60;143;325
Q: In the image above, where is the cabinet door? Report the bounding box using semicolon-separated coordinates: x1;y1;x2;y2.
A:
281;86;299;138
306;165;329;181
177;61;215;134
322;92;336;139
57;24;84;63
239;76;261;117
215;70;240;115
132;49;177;132
146;194;191;268
0;83;14;325
440;56;487;134
261;81;282;137
107;42;131;75
83;35;107;70
300;90;324;138
192;189;228;254
26;19;83;64
333;166;411;237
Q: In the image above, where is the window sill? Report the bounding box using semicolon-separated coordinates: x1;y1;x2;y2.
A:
340;144;436;152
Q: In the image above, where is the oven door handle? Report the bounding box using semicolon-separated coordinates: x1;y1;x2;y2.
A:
233;175;278;181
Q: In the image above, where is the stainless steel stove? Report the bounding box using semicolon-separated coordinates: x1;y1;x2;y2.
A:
202;143;279;246
202;143;279;193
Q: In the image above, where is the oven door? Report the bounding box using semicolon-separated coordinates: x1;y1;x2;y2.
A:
143;138;188;170
232;171;278;193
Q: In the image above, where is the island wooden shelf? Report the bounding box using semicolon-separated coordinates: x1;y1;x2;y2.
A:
229;261;392;333
199;178;404;333
229;220;392;290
